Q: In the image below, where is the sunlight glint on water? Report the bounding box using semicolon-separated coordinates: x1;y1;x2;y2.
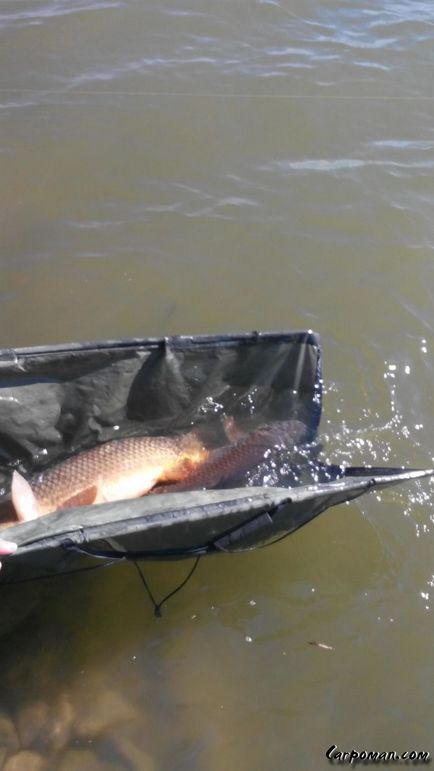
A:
2;0;434;768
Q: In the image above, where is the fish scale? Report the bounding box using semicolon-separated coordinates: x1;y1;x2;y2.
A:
12;430;208;519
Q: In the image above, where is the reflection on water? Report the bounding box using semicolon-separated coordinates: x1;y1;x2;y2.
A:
2;0;434;767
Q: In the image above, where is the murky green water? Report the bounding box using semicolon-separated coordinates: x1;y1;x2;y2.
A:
2;1;434;768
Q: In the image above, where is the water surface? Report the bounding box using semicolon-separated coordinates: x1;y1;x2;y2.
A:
2;1;434;769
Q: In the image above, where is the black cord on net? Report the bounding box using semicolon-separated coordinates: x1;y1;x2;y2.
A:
132;556;201;618
0;484;302;603
0;551;202;616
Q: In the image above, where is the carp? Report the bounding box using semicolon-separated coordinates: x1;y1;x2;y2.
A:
11;429;208;522
9;418;308;522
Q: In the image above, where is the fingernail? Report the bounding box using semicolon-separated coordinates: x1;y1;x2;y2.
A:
0;540;17;554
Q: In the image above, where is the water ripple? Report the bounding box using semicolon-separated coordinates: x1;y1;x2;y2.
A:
4;0;433;96
261;153;434;174
0;0;123;30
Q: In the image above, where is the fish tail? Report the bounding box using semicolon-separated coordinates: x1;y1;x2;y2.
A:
11;471;40;522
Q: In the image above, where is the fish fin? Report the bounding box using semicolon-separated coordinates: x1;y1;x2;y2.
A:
221;416;246;443
61;486;98;510
158;457;195;484
11;471;40;522
176;457;200;479
180;429;206;454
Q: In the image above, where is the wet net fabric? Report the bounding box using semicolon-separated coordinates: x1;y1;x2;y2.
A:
0;331;321;493
0;330;431;581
